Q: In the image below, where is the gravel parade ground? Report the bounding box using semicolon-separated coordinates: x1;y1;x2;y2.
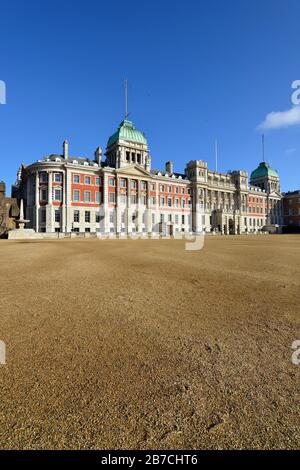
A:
0;235;299;449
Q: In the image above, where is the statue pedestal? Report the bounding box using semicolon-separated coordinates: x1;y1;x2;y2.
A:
7;199;42;239
8;228;42;240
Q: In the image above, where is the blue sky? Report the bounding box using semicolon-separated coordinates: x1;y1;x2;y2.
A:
1;0;300;192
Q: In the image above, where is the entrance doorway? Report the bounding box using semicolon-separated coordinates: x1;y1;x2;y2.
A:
168;224;174;236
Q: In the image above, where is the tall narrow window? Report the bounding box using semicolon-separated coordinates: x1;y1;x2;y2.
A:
84;191;91;202
41;188;47;201
54;189;62;201
109;192;115;203
54;173;62;182
55;210;61;223
73;190;80;202
74;210;80;222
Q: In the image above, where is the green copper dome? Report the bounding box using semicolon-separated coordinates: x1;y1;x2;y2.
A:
107;119;147;147
251;162;279;180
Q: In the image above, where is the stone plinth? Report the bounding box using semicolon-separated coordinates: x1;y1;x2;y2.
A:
7;199;42;239
8;228;42;240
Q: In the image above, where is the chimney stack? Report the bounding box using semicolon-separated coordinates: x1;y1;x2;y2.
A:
63;140;69;160
165;161;173;174
95;147;102;165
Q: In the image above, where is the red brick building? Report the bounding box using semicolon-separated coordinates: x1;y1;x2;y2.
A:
283;190;300;229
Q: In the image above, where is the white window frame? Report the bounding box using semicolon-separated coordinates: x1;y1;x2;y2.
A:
54;188;62;201
74;210;80;223
73;190;80;202
54;173;62;183
84;191;91;202
109;192;116;203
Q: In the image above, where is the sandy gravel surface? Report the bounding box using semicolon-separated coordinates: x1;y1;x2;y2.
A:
0;235;299;450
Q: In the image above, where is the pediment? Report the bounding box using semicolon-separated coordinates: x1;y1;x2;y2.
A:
115;164;152;178
269;190;281;198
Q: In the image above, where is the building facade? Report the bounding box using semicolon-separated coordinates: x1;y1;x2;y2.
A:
283;190;300;229
12;119;283;236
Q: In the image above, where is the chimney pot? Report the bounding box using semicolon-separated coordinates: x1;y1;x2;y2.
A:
165;161;173;174
63;140;69;160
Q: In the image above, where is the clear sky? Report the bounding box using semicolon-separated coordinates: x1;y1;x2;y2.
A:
1;0;300;192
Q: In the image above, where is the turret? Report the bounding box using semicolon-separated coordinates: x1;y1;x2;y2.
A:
185;160;208;182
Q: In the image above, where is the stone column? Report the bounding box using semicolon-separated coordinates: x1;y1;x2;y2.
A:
116;176;121;235
48;171;53;204
62;171;66;233
155;183;159;234
126;178;131;235
194;185;202;234
46;171;53;233
137;180;142;234
217;191;220;210
35;171;39;232
103;172;110;235
26;174;31;223
65;167;72;233
146;180;152;234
